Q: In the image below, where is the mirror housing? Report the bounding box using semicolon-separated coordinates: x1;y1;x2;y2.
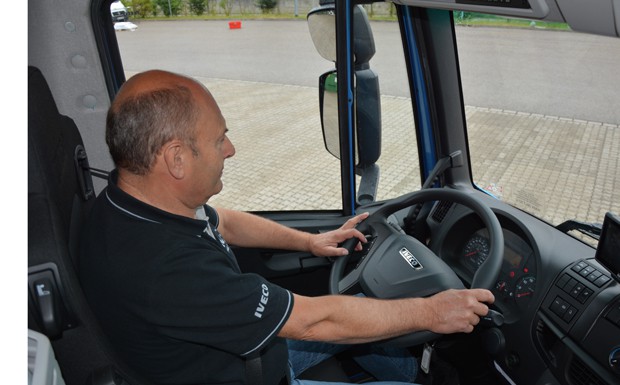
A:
309;4;382;205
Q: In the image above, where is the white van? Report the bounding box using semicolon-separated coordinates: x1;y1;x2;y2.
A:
110;1;128;22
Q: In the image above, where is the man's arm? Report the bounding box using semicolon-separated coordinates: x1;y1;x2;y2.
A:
214;209;494;343
215;207;368;256
279;289;495;344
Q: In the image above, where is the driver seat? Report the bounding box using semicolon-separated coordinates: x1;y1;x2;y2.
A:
27;65;153;385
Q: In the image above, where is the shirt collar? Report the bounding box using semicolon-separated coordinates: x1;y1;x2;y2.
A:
105;169;213;235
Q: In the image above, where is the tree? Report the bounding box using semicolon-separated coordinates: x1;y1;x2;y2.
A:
127;0;154;18
189;0;207;15
219;0;233;16
255;0;277;14
154;0;182;16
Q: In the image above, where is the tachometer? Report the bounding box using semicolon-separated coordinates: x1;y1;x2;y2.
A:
462;234;490;272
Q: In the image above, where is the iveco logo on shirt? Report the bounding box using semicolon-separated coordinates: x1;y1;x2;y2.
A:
399;247;423;270
254;284;270;319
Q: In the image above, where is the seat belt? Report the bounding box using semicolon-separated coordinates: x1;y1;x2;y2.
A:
245;355;290;385
245;355;263;385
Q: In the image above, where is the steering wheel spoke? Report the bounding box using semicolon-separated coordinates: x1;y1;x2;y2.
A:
336;264;363;294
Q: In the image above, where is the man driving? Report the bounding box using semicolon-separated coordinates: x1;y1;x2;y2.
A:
79;70;494;385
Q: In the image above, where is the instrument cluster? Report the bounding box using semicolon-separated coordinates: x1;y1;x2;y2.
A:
459;228;537;317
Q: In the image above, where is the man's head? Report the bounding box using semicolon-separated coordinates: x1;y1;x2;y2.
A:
107;70;202;175
106;70;235;210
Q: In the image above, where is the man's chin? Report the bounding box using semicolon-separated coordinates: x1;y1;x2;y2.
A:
213;181;224;195
203;182;224;203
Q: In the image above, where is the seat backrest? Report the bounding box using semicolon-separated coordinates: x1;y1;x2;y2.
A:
27;66;152;385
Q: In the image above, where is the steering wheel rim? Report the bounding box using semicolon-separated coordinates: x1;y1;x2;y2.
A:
329;188;504;347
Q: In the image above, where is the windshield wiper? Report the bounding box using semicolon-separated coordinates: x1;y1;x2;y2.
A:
556;220;602;240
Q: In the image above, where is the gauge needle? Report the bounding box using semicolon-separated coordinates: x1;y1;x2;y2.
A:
517;292;532;298
465;251;478;257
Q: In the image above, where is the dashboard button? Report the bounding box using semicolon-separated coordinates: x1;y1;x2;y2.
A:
594;275;611;287
563;278;578;294
551;296;569;317
572;261;588;273
556;274;571;289
586;270;602;283
570;283;585;299
577;287;593;304
579;266;595;277
563;306;578;323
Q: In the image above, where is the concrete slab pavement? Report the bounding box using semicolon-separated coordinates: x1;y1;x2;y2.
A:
154;74;619;227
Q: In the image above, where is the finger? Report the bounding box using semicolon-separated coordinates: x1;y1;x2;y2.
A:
462;312;481;333
471;313;481;326
338;227;367;243
471;288;495;304
334;247;350;256
349;229;368;244
335;234;365;255
342;212;369;229
477;303;490;317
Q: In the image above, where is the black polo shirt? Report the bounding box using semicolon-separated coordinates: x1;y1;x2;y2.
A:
79;171;293;385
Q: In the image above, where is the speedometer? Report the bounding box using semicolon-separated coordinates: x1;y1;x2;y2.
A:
462;234;490;271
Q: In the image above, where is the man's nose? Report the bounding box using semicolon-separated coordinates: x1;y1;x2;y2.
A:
225;137;236;159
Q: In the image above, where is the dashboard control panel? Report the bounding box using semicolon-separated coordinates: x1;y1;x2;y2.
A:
543;260;611;330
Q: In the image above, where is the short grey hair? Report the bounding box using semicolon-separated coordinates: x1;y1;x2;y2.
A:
106;84;199;175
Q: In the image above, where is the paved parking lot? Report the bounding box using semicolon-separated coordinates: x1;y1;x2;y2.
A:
177;75;619;227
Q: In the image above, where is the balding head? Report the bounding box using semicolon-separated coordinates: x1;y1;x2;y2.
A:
106;70;218;175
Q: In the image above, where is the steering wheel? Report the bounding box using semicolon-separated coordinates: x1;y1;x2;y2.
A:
329;188;504;347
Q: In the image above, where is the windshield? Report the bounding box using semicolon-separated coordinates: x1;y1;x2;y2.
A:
115;9;419;212
456;13;620;245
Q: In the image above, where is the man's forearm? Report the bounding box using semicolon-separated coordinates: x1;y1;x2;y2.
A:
214;208;367;257
215;208;311;251
280;289;494;344
280;294;432;344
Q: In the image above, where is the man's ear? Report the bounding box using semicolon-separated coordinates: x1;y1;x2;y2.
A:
162;141;186;179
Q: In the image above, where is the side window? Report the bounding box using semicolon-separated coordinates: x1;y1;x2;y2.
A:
456;13;620;244
115;4;419;211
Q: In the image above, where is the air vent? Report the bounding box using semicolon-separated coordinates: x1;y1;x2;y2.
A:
431;201;453;223
569;356;605;385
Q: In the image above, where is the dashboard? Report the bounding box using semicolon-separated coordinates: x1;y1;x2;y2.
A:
388;194;620;385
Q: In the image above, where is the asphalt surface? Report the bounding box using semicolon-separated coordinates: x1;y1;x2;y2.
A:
116;19;620;124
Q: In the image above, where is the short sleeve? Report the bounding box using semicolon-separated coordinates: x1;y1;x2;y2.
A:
146;244;293;356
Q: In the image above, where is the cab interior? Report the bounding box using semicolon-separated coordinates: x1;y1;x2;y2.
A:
26;0;620;384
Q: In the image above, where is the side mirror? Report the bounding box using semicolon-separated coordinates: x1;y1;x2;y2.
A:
308;4;382;205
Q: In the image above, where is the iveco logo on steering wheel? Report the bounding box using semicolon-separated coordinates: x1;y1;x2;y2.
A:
399;247;423;270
